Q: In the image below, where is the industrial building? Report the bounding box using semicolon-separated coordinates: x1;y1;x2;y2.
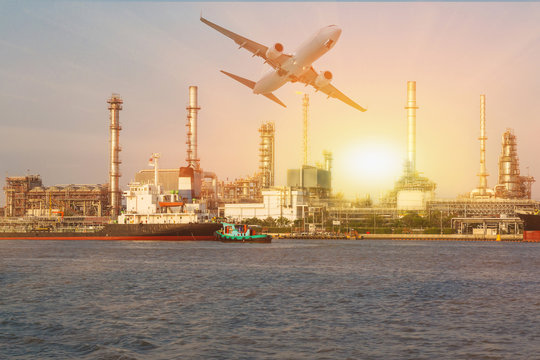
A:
135;169;183;193
2;93;121;220
218;121;276;203
3;175;109;217
221;188;307;222
469;95;534;199
287;159;332;200
125;87;276;210
218;175;263;204
493;129;535;199
4;175;43;217
284;93;333;202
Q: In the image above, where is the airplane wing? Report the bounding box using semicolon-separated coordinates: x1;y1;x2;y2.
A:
299;67;367;112
201;16;291;70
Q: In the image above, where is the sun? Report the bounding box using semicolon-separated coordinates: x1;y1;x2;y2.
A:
344;143;402;181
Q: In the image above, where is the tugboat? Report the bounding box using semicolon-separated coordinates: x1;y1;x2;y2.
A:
215;222;272;243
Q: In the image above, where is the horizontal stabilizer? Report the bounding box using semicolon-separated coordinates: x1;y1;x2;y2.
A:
220;70;286;108
263;92;287;108
220;70;255;89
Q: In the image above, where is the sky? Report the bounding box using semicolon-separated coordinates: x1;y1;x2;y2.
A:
1;1;540;204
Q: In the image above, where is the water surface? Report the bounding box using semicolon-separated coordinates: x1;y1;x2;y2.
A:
1;240;539;359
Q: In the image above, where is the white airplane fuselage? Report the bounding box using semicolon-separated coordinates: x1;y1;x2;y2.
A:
252;25;342;95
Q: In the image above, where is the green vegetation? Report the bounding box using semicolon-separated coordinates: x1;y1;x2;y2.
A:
235;210;457;235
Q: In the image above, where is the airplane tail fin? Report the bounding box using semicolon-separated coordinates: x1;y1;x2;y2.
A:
220;70;287;108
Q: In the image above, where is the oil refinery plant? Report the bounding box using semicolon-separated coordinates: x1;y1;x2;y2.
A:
2;82;539;236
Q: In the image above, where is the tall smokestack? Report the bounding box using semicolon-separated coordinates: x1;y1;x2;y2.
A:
405;81;418;175
478;94;488;195
186;86;200;170
108;94;123;219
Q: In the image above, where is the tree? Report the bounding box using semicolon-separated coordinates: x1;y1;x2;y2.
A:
263;217;276;227
244;217;263;225
276;217;291;227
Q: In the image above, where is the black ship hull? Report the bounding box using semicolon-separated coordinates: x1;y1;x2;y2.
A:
0;223;222;241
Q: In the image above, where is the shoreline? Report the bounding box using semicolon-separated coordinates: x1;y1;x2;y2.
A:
277;233;530;242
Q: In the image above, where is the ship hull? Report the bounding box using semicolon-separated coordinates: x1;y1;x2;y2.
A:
523;231;540;242
0;223;222;241
516;213;540;242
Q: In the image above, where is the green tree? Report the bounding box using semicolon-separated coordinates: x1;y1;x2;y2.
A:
263;217;276;227
276;216;291;227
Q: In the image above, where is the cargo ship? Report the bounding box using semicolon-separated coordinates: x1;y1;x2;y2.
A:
516;212;540;242
0;181;221;241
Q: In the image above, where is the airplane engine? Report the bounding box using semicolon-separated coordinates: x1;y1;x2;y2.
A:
265;43;284;60
315;71;333;88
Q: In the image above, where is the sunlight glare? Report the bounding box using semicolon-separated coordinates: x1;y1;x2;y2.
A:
345;143;402;182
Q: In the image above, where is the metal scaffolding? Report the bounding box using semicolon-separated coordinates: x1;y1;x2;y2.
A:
494;129;535;199
3;175;109;218
259;122;275;189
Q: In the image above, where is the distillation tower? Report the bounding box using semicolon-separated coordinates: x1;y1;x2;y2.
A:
494;129;535;199
108;94;123;218
186;86;200;170
259;122;275;188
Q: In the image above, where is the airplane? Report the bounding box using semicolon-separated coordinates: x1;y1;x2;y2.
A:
200;16;366;112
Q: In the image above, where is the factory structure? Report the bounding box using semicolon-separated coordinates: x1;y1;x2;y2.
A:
325;84;537;235
381;81;437;210
1;93;124;219
2;81;538;235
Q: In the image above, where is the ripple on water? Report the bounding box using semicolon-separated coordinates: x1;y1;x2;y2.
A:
1;240;539;359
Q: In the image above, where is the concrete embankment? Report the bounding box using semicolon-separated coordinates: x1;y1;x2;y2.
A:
360;234;522;242
276;234;524;242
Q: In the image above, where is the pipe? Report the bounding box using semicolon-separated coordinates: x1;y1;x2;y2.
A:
108;94;123;219
405;81;418;175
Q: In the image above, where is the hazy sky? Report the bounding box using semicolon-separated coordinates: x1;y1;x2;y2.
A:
1;1;540;204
